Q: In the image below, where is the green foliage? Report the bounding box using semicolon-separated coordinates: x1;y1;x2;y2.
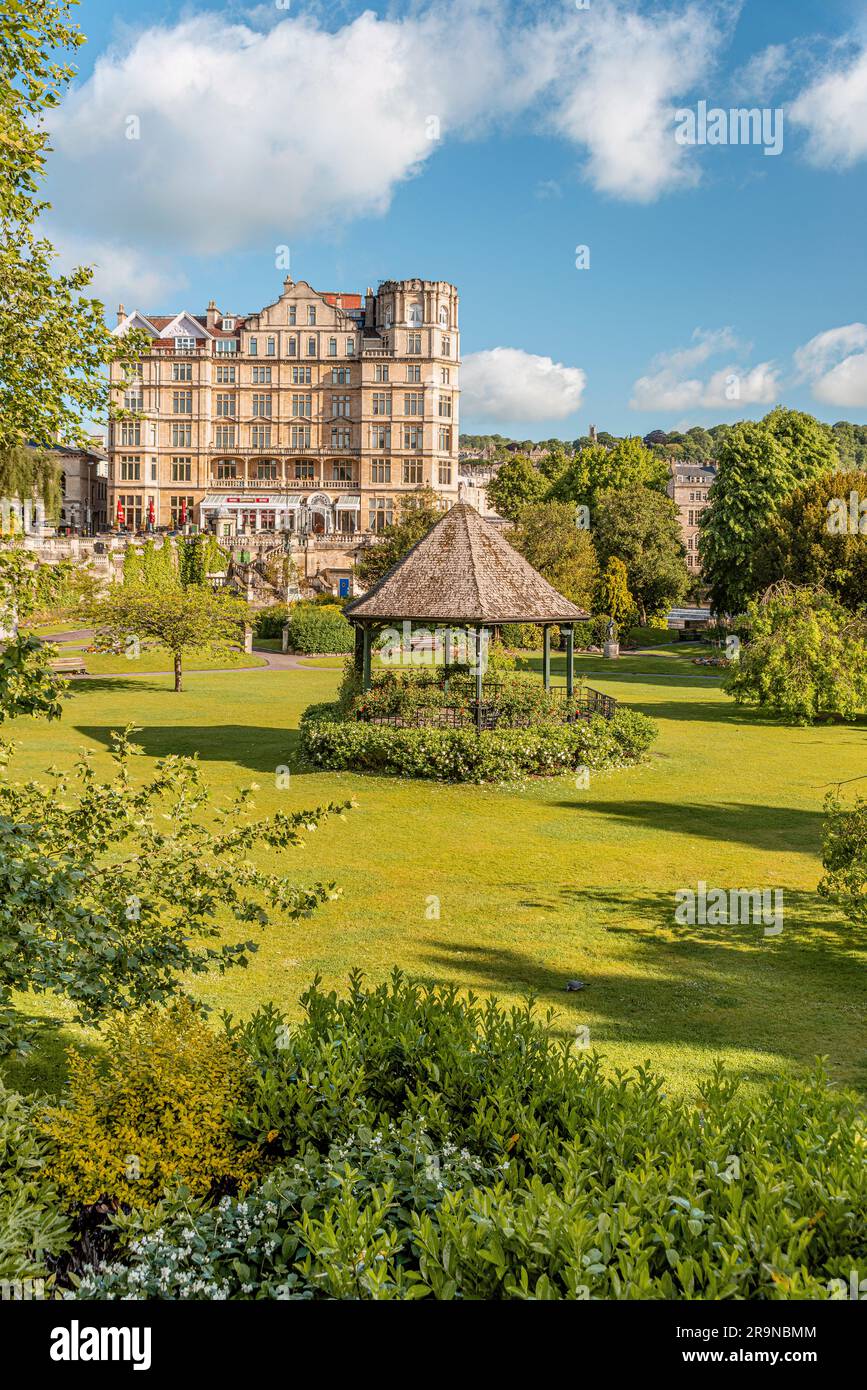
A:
510;501;598;609
547;437;668;513
91;582;249;690
700;409;840;615
352;669;577;725
354;489;442;588
725;584;867;723
176;536;229;588
299;704;657;782
593;485;689;623
0;1080;71;1285
597;557;634;631
178;537;205;588
498;622;542;650
255;603;289;639
818;790;867;926
752;469;867;609
485;454;547;521
140;538;177;591
0;0;146;457
0;543;70;721
0;728;351;1055
75;974;867;1300
0;632;65;724
287;602;354;654
0;444;61;517
41;1002;258;1210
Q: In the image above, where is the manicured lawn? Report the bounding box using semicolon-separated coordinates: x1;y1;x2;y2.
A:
77;646;267;676
3;654;866;1104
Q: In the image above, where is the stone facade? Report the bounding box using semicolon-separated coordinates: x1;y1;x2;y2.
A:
55;444;110;534
667;460;716;574
107;276;460;540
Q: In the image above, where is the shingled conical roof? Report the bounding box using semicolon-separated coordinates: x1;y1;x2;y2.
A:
345;503;589;625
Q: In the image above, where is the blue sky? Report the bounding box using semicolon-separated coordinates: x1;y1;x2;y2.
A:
43;0;867;437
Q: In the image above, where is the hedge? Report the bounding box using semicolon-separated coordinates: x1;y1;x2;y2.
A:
287;603;354;655
72;973;867;1301
299;704;657;782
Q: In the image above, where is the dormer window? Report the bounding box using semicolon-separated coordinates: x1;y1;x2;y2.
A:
175;337;196;354
408;303;422;326
308;306;317;325
288;305;297;325
222;317;235;331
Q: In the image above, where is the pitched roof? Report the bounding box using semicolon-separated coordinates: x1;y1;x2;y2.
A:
345;502;589;625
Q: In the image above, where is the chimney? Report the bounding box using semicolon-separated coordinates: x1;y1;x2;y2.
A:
206;299;219;330
116;303;126;325
589;424;598;443
282;275;294;292
364;287;375;328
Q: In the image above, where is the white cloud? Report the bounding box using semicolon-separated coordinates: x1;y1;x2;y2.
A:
630;328;780;411
794;323;867;407
461;347;586;422
46;6;528;257
46;225;189;308
42;1;736;265
731;43;793;99
542;1;734;202
790;46;867;168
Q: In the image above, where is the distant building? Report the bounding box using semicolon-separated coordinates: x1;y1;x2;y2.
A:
667;461;716;574
55;443;109;534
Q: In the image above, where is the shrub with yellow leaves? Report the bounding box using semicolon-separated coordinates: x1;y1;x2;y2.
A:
40;1001;257;1209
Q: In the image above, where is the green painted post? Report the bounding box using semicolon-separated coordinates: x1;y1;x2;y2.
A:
475;626;484;733
566;624;575;698
362;624;372;691
543;625;551;691
443;627;451;695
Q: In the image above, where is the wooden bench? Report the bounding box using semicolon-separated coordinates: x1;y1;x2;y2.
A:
50;656;87;675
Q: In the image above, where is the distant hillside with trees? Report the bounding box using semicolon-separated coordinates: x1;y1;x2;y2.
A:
460;421;867;466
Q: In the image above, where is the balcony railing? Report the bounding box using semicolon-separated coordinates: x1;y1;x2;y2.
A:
207;477;357;491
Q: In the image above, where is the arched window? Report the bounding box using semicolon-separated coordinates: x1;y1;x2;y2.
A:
408;303;423;326
439;305;448;326
383;306;393;329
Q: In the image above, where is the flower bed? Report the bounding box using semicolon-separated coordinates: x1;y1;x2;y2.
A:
299;702;657;782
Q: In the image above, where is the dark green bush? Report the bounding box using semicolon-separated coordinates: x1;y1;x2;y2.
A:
0;1081;72;1286
498;622;541;650
77;974;867;1300
254;604;289;639
287;603;354;654
299;704;657;782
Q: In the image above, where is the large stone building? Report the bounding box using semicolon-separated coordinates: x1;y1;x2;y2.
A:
108;277;460;537
667;460;716;574
55;443;109;534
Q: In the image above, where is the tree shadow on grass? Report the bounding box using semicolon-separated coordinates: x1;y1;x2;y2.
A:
551;797;824;853
519;883;867;981
414;892;867;1086
0;1013;104;1100
75;724;300;775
